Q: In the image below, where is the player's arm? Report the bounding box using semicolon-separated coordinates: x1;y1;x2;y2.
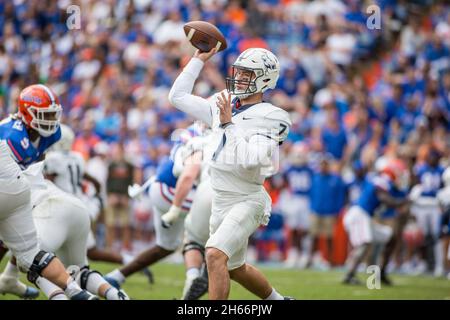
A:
161;151;202;228
83;172;101;194
3;131;29;167
172;151;202;207
376;188;409;208
168;49;218;127
44;173;56;182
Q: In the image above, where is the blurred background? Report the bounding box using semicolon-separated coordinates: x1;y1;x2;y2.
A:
0;0;449;283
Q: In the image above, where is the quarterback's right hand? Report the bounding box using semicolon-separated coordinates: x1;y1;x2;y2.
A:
194;48;218;62
161;205;183;229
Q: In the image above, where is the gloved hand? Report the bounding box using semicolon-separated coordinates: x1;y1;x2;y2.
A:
161;205;184;228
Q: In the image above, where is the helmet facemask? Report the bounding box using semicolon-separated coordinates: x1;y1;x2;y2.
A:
226;65;264;99
28;103;62;137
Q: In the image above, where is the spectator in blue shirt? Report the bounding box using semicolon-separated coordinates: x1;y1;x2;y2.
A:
320;109;349;162
307;155;348;268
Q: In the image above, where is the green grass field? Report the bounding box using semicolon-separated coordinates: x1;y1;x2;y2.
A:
0;260;449;300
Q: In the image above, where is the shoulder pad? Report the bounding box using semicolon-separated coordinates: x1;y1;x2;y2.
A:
264;107;292;126
245;104;292;143
8;119;25;132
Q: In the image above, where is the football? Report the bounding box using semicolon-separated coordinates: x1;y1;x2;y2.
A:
183;21;227;53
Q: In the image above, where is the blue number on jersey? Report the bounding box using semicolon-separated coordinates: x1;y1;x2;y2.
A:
284;165;313;196
415;164;444;197
0;117;61;169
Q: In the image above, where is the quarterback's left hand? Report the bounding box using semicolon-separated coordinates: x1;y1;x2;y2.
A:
217;91;232;125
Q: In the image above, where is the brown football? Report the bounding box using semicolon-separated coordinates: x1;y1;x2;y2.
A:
183;21;227;53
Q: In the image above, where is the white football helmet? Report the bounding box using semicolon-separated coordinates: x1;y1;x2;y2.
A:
226;48;280;99
52;123;75;152
443;167;450;187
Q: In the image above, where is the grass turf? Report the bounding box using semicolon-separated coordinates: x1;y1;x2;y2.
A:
0;260;449;300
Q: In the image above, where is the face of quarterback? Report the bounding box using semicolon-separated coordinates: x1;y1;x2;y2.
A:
235;68;254;81
233;68;256;92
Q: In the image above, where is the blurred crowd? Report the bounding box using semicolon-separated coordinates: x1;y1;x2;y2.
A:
0;0;449;275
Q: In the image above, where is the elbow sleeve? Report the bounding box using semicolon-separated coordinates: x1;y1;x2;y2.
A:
168;86;180;106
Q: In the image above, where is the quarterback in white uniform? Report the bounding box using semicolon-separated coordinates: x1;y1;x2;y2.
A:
169;47;292;300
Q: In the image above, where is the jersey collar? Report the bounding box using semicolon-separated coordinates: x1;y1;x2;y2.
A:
231;97;258;116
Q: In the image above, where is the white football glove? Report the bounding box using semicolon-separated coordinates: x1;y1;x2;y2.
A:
161;205;184;228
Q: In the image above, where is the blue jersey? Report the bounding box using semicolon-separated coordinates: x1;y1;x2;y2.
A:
155;144;182;188
414;164;444;197
347;177;366;205
0;117;61;169
284;165;313;196
356;175;393;217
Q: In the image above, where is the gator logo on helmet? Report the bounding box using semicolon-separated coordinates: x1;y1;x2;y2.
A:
21;94;43;105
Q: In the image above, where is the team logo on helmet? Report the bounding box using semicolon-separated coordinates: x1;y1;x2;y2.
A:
21;95;42;105
261;53;277;72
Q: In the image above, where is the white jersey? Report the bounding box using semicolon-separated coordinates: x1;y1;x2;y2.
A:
169;58;291;194
43;150;85;197
207;97;291;193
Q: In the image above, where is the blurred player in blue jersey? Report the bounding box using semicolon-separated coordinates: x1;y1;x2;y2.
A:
281;142;313;268
343;158;410;285
437;167;450;279
373;180;409;277
0;84;96;299
105;125;202;290
410;149;445;276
